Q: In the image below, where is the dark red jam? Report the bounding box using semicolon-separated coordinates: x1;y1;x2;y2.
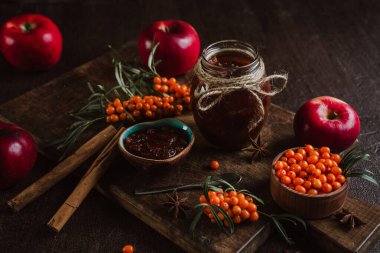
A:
124;126;189;159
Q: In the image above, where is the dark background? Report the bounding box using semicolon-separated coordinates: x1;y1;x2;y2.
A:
0;0;379;252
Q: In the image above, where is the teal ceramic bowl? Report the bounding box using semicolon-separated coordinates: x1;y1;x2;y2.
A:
118;119;195;170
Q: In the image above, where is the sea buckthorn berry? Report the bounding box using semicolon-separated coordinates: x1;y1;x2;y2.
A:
331;166;342;175
176;104;183;111
331;154;341;163
237;193;246;201
295;185;306;194
143;103;151;111
209;160;220;170
106;106;115;115
161;77;168;84
331;161;338;167
319;174;327;184
326;173;336;183
227;209;233;217
217;194;224;203
280;156;288;162
285;149;295;158
299;171;308;179
122;244;134;253
224;197;231;204
312;178;322;189
106;116;111;123
113;98;122;107
233;215;242;224
293;177;305;186
160;85;169;93
306;164;316;174
210;218;216;223
230;196;239;206
221;202;229;211
168;77;176;85
153;76;161;84
239;199;249;209
297;148;307;157
145;110;153;117
281;176;291;185
336;175;346;183
322;183;333;193
290;164;302;174
310;150;320;157
316;162;326;172
119;113;127;121
232;205;242;215
199;195;207;203
116;106;124;113
332;181;342;190
299;161;308;170
294;153;303;162
274;161;284;170
303;180;312;189
320;147;330;154
110;114;119;123
307;155;319;164
308;189;318;195
208;191;217;198
287;171;296;180
322;152;330;159
217;212;225;220
229;191;237;197
203;206;211;214
184;96;191;104
276;169;287;178
132;110;140;117
250;211;259;222
312;168;322;177
305;144;314;153
247;203;257;212
245;196;253;202
288;158;297;165
241;209;250;220
128;103;136;111
135;102;143;110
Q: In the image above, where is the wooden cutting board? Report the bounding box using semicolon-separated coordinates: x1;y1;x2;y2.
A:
0;43;379;253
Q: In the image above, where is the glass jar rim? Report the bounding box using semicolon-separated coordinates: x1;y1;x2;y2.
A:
201;40;260;72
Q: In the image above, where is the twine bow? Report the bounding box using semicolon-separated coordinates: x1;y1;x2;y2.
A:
193;58;288;132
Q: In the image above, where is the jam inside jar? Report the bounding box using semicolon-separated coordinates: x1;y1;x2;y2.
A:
191;40;271;150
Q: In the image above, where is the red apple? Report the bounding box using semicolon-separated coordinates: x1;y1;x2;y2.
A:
293;96;360;153
0;122;37;189
138;20;200;77
0;14;62;70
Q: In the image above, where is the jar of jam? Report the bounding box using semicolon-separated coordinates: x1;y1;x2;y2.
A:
191;40;287;150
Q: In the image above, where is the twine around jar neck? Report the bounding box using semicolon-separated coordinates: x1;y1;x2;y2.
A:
193;57;288;133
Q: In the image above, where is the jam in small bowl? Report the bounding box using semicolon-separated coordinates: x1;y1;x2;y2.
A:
118;119;194;170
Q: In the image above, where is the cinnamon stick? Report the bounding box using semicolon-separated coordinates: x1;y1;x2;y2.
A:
8;125;117;212
47;127;125;232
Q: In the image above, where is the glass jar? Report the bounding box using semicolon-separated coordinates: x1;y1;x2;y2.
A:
191;40;274;150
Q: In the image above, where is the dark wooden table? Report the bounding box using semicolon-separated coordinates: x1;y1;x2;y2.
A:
0;0;379;252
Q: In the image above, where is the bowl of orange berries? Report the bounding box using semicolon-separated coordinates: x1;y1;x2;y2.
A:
270;145;348;219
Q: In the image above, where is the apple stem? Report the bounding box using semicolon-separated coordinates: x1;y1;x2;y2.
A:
20;22;36;33
328;111;339;120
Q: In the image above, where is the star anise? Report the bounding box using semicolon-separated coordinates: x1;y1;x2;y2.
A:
242;134;269;163
162;190;190;219
334;208;366;229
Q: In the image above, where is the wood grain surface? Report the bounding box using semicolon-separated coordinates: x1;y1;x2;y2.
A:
0;1;379;253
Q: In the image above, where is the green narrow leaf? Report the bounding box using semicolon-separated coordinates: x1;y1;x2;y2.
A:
148;41;161;76
272;217;294;245
189;210;204;238
213;205;234;235
215;178;236;191
202;176;212;203
345;172;379;187
209;205;228;235
275;213;307;231
238;190;265;205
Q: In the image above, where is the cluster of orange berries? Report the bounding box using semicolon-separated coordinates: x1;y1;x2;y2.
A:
200;190;259;227
274;145;346;195
105;76;191;123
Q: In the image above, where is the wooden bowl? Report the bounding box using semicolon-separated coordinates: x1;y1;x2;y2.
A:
118;118;194;170
270;147;348;219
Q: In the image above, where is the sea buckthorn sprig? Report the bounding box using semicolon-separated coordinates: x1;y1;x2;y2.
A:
189;176;306;244
274;145;378;195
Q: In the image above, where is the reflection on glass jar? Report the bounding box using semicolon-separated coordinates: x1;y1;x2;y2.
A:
191;40;287;150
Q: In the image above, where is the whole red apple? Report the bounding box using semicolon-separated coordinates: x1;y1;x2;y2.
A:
138;20;200;77
0;122;37;189
293;96;360;153
0;14;62;70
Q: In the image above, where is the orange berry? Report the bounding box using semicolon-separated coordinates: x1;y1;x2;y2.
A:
153;76;161;84
113;98;122;107
217;212;225;221
332;181;342;190
209;160;219;170
241;209;250;220
106;106;115;115
331;154;341;163
290;164;302;174
306;164;316;174
295;185;306;194
293;177;305;186
135;102;143;110
210;218;216;223
324;159;333;168
237;193;245;201
288;158;297;165
229;191;237;197
305;144;314;153
294;153;303;162
276;169;287;178
250;211;259;222
297;148;307;157
168;77;176;86
336;175;346;183
132;110;140;117
184;96;191;104
319;174;327;184
281;176;291;185
232;205;241;215
247;203;257;212
224;197;231;204
312;168;322;177
110;114;119;123
239;199;249;209
199;195;207;203
230;196;239;206
203;206;211;214
106;116;111;123
322;183;333;193
285;149;295;158
326;173;336;183
310;150;320;157
280;156;288;162
145;110;153;117
119;113;127;121
303;180;312;189
331;166;342;175
122;244;134;253
307;189;318;195
143;103;151;111
308;155;319;164
299;160;308;170
274;161;285;170
154;84;161;91
245;196;253;202
151;105;157;111
322;152;331;159
163;102;171;110
208;191;217;198
312;178;322;189
299;171;308;179
287;171;296;180
116;106;124;113
127;103;136;111
122;100;129;107
220;202;229;211
233;215;242;224
320;146;330;154
316;162;326;173
176;104;183;111
161;77;168;84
